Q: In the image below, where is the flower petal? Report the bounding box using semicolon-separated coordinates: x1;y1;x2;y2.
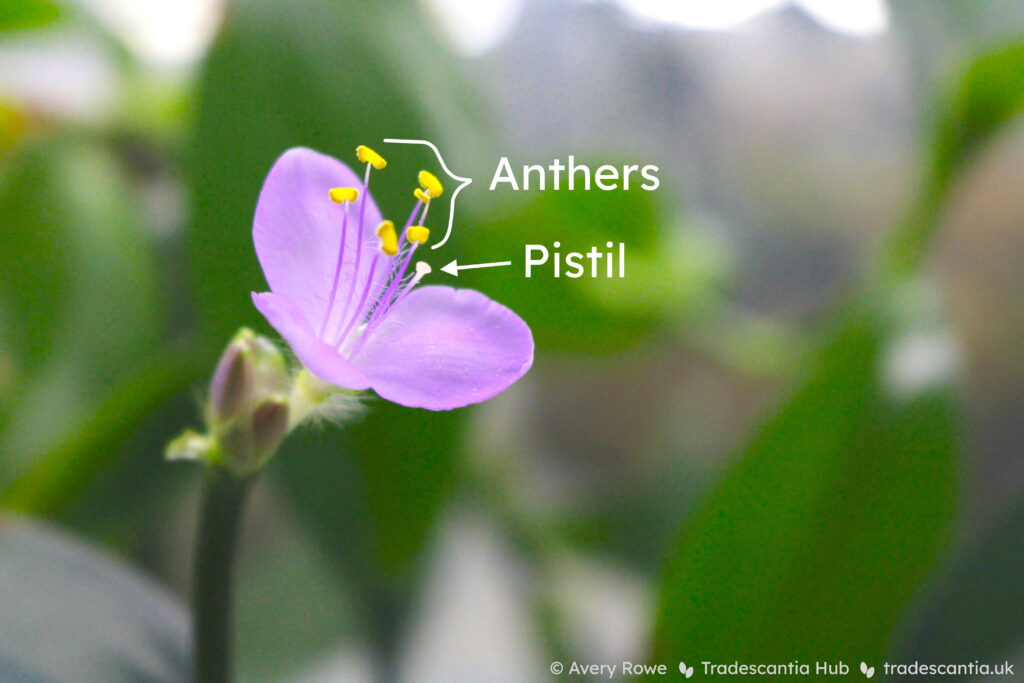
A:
351;286;534;410
253;147;385;338
252;292;370;390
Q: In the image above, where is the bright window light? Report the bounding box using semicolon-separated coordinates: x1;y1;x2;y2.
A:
427;0;523;56
615;0;888;35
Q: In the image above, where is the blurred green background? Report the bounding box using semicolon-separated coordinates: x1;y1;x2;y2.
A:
2;0;1024;680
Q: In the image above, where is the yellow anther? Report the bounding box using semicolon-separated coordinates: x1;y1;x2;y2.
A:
407;225;430;245
328;187;359;203
356;145;387;170
376;220;398;256
418;170;443;198
413;188;431;203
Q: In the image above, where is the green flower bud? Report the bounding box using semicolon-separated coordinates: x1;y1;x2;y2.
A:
249;335;288;396
219;422;255;474
209;331;255;424
215;396;289;476
167;328;295;476
252;396;289;463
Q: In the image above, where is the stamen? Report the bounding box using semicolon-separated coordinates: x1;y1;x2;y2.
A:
329;187;359;203
362;239;418;333
333;160;374;341
324;164;443;354
394;196;426;252
334;221;395;349
394;261;431;308
407;225;430;245
377;220;398;256
356;145;387;170
355;261;432;352
418;170;443;197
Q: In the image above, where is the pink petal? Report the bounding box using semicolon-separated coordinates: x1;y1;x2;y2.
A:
351;286;534;410
252;292;370;390
253;147;385;338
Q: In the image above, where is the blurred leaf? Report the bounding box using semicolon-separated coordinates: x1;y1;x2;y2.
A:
0;140;75;372
653;293;958;665
271;401;463;672
236;514;358;681
0;0;60;32
273;400;463;579
0;516;189;682
654;41;1024;666
1;347;199;516
0;135;163;484
894;495;1024;673
458;188;707;354
887;42;1024;274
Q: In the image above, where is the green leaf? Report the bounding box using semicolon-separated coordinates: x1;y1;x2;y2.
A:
0;517;189;681
0;140;76;372
887;42;1024;274
0;135;163;485
273;400;463;579
0;0;60;32
270;402;464;668
458;188;716;354
235;525;357;682
1;347;200;516
895;494;1024;670
653;294;958;665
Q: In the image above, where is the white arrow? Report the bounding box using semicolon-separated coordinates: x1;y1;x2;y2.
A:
440;259;512;277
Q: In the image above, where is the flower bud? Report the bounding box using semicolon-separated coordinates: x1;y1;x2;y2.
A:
252;397;289;462
209;331;255;424
169;328;296;475
249;335;288;395
219;422;254;473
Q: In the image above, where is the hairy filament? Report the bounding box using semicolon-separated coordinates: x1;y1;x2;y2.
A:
333;163;373;341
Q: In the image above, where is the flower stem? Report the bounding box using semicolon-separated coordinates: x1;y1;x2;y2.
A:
193;470;255;683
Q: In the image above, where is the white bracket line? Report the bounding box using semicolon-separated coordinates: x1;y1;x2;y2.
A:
382;138;472;250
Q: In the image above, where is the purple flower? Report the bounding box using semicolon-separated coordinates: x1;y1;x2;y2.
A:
251;147;533;410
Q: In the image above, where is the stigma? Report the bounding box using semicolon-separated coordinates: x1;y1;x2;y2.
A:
412;261;431;283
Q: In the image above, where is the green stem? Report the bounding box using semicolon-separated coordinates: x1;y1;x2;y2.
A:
193;470;255;683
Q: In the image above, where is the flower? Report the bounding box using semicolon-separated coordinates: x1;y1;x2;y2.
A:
251;147;534;410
